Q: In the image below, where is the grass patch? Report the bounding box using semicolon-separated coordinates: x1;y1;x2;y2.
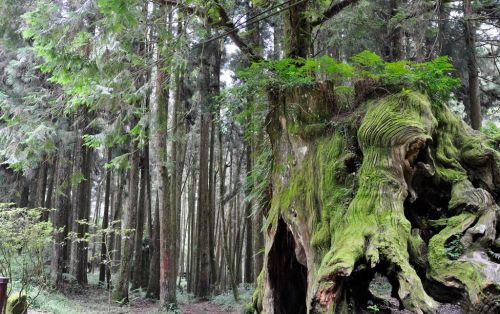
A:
210;283;254;312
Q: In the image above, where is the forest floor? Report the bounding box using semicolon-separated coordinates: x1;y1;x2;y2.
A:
27;273;252;314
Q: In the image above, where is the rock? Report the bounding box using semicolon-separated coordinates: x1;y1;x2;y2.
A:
6;293;27;314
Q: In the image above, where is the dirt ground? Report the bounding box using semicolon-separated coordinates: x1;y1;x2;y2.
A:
27;285;238;314
180;302;237;314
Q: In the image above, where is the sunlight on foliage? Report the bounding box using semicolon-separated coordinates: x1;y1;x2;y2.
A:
238;50;460;102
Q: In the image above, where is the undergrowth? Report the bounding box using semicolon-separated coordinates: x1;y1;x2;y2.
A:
210;283;255;312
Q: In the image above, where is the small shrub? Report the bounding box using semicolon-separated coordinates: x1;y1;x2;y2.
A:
0;204;53;307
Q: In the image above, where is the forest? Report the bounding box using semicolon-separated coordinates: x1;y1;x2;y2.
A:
0;0;499;313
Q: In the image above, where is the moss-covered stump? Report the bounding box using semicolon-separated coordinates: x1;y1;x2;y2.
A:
253;85;500;314
6;293;27;314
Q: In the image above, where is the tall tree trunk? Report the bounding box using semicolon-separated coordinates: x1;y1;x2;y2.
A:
218;128;239;301
285;0;311;58
384;0;403;61
90;180;102;273
146;191;160;299
45;156;56;213
208;39;222;286
142;141;152;289
153;7;176;301
113;126;141;302
99;148;112;287
186;171;197;293
244;141;253;283
195;23;217;298
51;150;72;288
111;170;125;272
132;153;146;290
464;0;481;130
69;110;93;285
36;159;48;220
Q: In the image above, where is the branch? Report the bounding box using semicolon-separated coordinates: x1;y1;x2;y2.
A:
222;182;242;205
311;0;361;27
214;1;263;62
162;0;262;62
163;0;198;15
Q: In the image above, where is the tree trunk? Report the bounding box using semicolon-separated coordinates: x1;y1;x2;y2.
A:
186;171;196;293
285;0;311;58
464;0;481;130
51;149;72;288
218;125;239;301
45;156;56;213
208;39;221;286
244;140;253;284
146;191;160;299
384;0;403;61
36;159;48;220
99;148;112;287
70;110;93;285
90;180;102;273
111;170;125;273
153;14;176;302
113;125;141;302
252;84;500;313
195;27;216;299
132;153;146;290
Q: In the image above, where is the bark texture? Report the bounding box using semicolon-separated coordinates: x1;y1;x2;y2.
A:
253;84;500;314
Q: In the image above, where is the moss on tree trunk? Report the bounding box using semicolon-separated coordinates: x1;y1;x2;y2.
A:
253;84;500;313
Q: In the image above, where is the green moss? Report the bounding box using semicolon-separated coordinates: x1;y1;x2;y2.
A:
261;89;499;312
6;293;27;314
312;133;356;252
315;91;439;312
252;270;265;313
427;213;485;299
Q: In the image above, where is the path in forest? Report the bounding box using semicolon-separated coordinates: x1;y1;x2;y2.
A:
27;285;237;314
180;301;236;314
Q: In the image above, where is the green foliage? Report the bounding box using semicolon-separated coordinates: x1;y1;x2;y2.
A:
444;234;465;260
210;283;255;312
244;144;272;210
481;121;500;144
238;51;460;102
104;153;130;170
367;304;380;313
351;50;383;67
0;204;53;301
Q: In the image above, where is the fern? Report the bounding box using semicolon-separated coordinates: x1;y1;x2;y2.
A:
238;50;460;102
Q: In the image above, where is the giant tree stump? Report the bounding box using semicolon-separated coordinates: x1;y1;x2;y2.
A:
253;84;500;314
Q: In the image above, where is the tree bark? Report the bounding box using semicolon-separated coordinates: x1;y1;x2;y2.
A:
132;153;147;290
146;191;160;299
195;25;216;299
69;110;93;285
99;148;112;287
244;140;253;283
252;84;500;313
113;123;141;302
51;149;72;288
218;125;239;301
152;8;176;301
464;0;481;130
